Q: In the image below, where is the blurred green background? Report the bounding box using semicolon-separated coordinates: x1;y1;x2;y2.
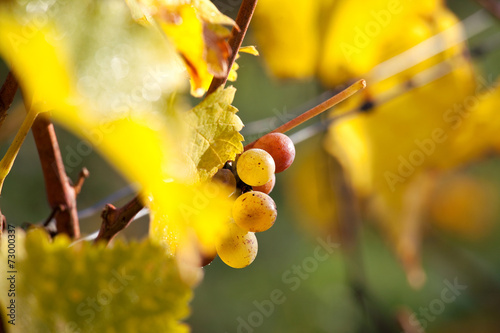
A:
2;0;500;332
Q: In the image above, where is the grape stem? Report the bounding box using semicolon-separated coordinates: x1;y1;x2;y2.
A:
206;0;259;95
244;79;366;149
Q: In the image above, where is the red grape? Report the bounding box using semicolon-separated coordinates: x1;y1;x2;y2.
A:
253;173;275;194
254;133;295;173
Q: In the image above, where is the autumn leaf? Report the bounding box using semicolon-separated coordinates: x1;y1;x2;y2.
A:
0;229;192;332
253;0;499;286
253;0;322;79
148;86;242;261
318;0;442;87
323;4;477;285
149;181;234;264
128;0;236;97
429;174;497;240
183;86;244;181
253;0;442;83
0;0;242;268
284;138;338;236
227;46;260;82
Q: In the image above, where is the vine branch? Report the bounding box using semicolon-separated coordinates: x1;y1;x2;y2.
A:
0;72;19;224
206;0;259;95
94;196;143;244
31;113;82;239
0;72;18;128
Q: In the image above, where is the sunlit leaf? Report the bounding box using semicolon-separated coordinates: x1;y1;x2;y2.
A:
318;0;442;86
253;0;321;79
323;4;477;285
0;229;192;332
284;139;338;236
429;174;497;240
0;0;241;269
183;86;244;181
227;46;259;82
129;0;236;97
254;0;498;286
149;181;234;261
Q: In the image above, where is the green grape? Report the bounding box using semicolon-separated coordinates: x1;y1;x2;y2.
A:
216;223;258;268
236;148;275;186
232;191;277;232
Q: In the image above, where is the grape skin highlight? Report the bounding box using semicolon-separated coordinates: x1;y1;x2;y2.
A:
232;191;277;232
236;148;275;186
216;223;258;269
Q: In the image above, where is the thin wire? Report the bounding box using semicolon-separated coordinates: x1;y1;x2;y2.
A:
244;9;495;139
369;10;492;83
77;185;136;219
290;29;500;145
70;208;150;245
289;58;455;145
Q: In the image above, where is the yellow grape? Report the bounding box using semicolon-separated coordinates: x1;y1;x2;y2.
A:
236;148;275;186
232;191;277;232
216;223;258;268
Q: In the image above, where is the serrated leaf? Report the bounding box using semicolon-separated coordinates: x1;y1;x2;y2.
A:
0;229;192;333
183;86;244;181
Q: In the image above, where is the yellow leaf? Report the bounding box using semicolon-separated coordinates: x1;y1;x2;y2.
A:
322;3;476;284
319;0;442;86
284;139;338;236
149;181;234;258
429;174;497;240
446;80;500;166
239;46;260;56
0;16;71;113
227;46;259;83
0;0;239;267
183;86;244;181
0;229;192;332
129;0;236;97
253;0;321;78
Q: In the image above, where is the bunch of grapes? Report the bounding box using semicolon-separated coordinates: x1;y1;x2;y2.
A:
212;133;296;268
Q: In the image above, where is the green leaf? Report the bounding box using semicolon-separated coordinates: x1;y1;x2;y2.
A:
184;86;244;181
1;229;192;333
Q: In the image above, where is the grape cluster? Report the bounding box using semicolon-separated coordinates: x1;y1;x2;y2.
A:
212;133;296;268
